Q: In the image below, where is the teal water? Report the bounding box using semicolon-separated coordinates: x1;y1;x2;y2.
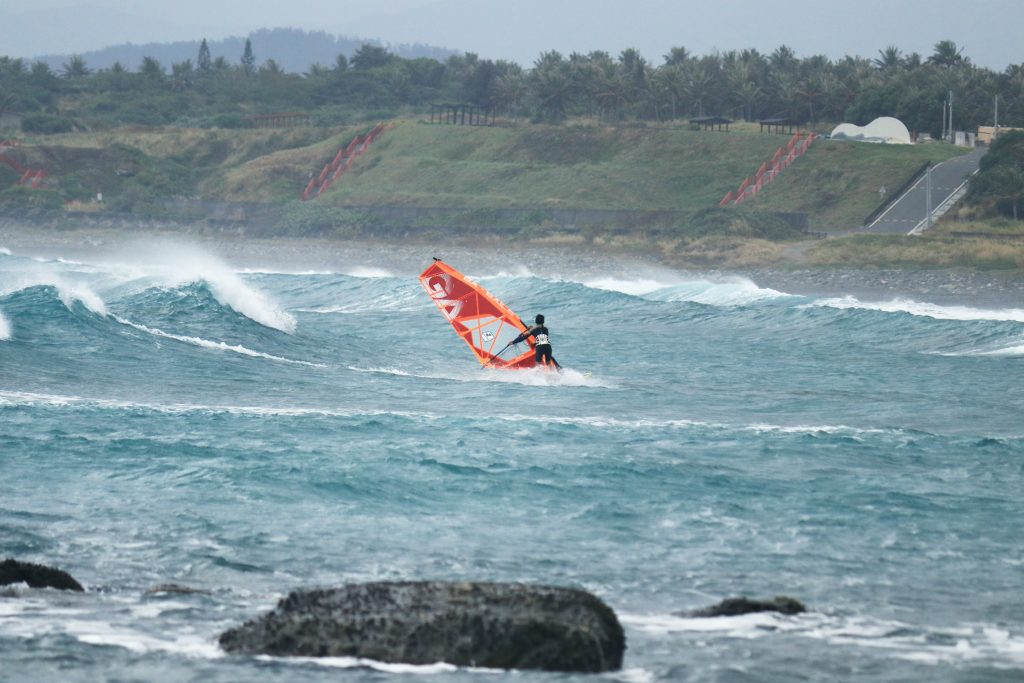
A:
2;240;1023;682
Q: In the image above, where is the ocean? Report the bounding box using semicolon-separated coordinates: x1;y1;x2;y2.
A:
2;236;1023;682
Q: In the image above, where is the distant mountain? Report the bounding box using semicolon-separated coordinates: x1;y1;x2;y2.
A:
1;3;224;59
32;28;459;74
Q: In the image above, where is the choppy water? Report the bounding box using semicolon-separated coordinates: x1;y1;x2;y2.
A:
2;238;1023;682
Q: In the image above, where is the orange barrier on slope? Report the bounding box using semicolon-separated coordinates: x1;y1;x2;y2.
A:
0;154;46;188
723;131;815;206
301;123;389;200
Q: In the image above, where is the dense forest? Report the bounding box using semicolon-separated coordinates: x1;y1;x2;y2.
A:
1;37;1022;136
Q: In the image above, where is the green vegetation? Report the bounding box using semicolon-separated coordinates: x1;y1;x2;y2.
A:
743;138;963;230
967;131;1024;219
2;32;1023;270
1;38;1022;134
804;231;1024;270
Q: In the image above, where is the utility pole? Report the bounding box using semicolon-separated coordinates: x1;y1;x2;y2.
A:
925;163;933;229
948;90;954;142
995;94;1000;138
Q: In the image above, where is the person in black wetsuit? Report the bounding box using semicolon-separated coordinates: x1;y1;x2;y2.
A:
511;314;562;369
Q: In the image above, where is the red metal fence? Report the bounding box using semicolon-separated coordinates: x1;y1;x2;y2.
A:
301;123;388;200
0;145;47;189
720;131;815;206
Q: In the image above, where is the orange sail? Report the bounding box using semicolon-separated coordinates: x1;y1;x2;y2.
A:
419;259;537;369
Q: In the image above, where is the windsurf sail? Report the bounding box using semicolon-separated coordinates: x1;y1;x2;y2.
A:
419;259;537;369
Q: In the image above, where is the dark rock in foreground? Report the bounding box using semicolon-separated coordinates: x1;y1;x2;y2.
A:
0;558;84;591
689;596;806;617
219;581;624;672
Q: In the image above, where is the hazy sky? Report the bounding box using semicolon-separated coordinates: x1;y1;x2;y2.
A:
3;0;1023;69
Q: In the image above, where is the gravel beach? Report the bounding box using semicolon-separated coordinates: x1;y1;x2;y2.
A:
3;224;1024;309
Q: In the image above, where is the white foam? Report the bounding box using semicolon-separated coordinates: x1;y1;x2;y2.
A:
584;275;790;306
808;296;1024;323
0;274;109;316
582;276;670;297
56;281;108;316
238;267;336;275
622;611;1024;667
345;266;394;278
103;240;297;332
0;307;10;340
0;246;11;256
935;340;1024;358
258;655;462;673
348;365;613;388
114;316;323;367
300;290;421;314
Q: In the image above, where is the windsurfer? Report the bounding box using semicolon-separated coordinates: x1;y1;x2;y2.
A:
512;314;561;370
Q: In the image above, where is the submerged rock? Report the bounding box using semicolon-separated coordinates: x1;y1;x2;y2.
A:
689;596;806;617
0;558;84;591
219;581;624;672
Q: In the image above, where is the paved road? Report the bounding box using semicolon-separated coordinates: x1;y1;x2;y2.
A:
865;147;986;235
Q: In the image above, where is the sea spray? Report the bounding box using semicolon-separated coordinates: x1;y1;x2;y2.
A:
108;240;297;333
5;244;1024;682
808;296;1024;323
0;271;109;317
113;315;321;366
0;307;10;340
583;274;792;305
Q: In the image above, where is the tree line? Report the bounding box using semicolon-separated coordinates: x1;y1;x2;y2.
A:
1;38;1022;137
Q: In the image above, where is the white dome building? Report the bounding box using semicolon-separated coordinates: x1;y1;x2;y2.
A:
829;117;913;144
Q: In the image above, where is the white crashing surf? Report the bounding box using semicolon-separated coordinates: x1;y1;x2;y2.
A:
344;266;394;278
933;340;1024;358
807;296;1024;323
103;240;297;333
0;273;109;317
620;612;1024;668
114;316;322;367
583;275;791;306
0;246;11;256
0;307;10;340
348;365;612;388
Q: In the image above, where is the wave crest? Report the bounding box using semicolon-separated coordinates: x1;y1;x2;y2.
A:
807;296;1024;323
582;275;791;306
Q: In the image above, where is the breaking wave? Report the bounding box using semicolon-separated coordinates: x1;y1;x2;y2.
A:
113;316;322;366
807;296;1024;323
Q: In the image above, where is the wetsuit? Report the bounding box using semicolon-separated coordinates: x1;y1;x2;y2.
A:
512;324;561;369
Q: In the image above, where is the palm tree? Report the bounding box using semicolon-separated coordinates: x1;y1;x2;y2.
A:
495;71;528;119
530;51;571;122
663;46;690;66
652;64;686;119
874;46;903;71
929;40;966;69
62;55;90;79
139;56;164;82
171;60;194;91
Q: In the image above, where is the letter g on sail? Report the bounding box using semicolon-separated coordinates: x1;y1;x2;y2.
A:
426;273;462;319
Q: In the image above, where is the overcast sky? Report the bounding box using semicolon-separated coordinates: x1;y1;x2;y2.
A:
3;0;1022;69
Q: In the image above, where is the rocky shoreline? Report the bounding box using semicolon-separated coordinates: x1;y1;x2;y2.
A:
2;558;811;673
3;224;1024;308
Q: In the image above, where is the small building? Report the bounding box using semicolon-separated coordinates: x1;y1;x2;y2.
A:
758;118;803;135
978;126;1024;145
430;103;495;126
246;112;312;129
689;116;733;131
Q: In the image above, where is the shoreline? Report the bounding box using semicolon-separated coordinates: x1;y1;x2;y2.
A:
3;225;1024;309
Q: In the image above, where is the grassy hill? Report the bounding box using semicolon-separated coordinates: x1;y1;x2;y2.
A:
1;119;980;243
